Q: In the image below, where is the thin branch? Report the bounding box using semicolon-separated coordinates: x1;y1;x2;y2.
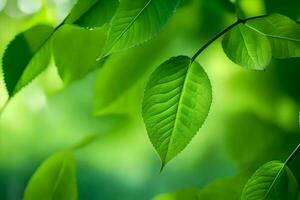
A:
0;15;67;117
191;14;268;62
285;143;300;165
263;143;300;199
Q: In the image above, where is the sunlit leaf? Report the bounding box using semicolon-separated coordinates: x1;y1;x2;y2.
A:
24;151;77;200
2;25;54;97
142;56;212;167
246;14;300;58
100;0;180;57
241;161;299;200
65;0;119;28
222;24;272;70
53;25;108;84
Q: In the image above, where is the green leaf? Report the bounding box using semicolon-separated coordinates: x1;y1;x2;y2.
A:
217;0;236;13
65;0;119;28
246;14;300;59
222;24;272;70
142;56;212;167
71;134;100;150
154;189;200;200
241;161;299;200
24;151;77;200
197;174;248;200
2;25;54;97
100;0;180;57
154;174;248;200
265;0;300;20
2;0;118;98
53;25;108;84
94;36;167;116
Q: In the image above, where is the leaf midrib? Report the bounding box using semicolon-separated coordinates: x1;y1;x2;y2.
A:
238;25;257;65
11;30;54;96
8;0;105;96
105;0;153;53
245;24;300;42
263;164;285;199
51;156;67;198
164;59;192;163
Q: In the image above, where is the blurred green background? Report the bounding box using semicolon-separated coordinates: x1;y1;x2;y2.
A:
0;0;300;199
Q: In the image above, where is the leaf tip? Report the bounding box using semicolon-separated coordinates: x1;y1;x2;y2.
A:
159;160;166;173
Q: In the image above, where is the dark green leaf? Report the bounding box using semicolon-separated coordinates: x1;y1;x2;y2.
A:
2;0;118;97
222;24;272;70
142;56;212;167
241;161;299;200
246;14;300;58
2;25;54;97
217;0;236;13
53;25;108;84
65;0;119;28
265;0;300;20
100;0;180;57
24;151;77;200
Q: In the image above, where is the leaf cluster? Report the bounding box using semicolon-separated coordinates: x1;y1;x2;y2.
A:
1;0;300;199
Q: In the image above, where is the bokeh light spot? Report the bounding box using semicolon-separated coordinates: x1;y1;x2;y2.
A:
0;0;6;12
18;0;42;15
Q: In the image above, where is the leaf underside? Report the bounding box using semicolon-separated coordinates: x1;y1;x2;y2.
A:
24;151;77;200
222;14;300;70
101;0;180;57
142;56;212;167
222;24;272;70
246;14;300;59
241;161;299;200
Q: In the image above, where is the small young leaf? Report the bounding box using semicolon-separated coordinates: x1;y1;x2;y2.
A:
2;25;54;97
222;24;272;70
65;0;119;28
246;14;300;59
53;25;108;84
100;0;180;57
241;161;299;200
24;151;77;200
142;56;212;167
